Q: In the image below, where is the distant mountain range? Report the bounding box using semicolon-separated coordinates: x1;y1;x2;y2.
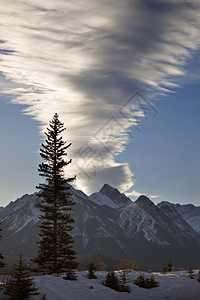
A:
0;184;200;269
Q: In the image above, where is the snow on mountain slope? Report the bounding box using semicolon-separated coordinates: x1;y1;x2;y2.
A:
174;204;200;234
89;192;118;208
1;184;200;267
134;196;200;247
0;194;36;220
89;184;131;208
0;193;40;236
70;189;130;255
117;202;169;246
158;201;200;234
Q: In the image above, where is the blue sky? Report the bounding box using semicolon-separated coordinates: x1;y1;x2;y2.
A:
117;83;200;205
0;0;199;206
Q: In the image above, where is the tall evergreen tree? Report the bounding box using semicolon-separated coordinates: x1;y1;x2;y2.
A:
4;255;39;300
0;227;5;269
32;113;78;274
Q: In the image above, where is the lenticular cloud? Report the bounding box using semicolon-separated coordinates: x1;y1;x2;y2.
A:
0;0;200;195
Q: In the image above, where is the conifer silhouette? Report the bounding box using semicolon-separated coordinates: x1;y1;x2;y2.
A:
32;113;78;275
4;255;39;300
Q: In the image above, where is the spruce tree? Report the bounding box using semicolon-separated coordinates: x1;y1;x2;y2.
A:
168;259;172;272
4;255;39;300
32;113;78;275
87;262;97;279
134;273;145;288
119;270;130;293
0;227;5;269
162;264;168;274
188;266;194;279
134;274;159;289
63;268;77;281
102;269;120;291
149;275;159;288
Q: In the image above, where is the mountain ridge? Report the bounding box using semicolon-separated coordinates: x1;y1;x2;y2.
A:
1;184;200;269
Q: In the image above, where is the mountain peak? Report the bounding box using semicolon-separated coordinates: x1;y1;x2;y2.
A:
135;195;155;209
99;183;114;193
157;201;173;208
89;183;131;208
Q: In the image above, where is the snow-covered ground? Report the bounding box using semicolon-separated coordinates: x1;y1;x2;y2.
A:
35;270;200;299
1;270;200;300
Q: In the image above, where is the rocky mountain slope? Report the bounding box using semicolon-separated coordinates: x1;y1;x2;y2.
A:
0;184;200;269
158;201;200;233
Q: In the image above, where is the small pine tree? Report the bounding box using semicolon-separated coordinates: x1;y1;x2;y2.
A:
0;227;5;269
134;274;159;289
134;274;145;288
63;267;77;281
145;276;150;288
149;275;159;288
119;270;130;293
87;262;97;279
197;270;200;283
188;266;194;279
4;255;39;300
168;259;172;272
103;269;120;291
162;264;168;274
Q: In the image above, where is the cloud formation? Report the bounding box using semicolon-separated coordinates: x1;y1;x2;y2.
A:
0;0;200;195
126;189;160;199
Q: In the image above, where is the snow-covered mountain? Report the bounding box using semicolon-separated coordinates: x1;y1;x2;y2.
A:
1;184;200;269
158;201;200;233
89;184;131;208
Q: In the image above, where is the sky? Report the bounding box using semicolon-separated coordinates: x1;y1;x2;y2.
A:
0;0;199;207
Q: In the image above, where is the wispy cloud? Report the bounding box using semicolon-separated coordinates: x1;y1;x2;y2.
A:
126;190;160;199
126;190;142;197
150;195;160;199
0;0;200;195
